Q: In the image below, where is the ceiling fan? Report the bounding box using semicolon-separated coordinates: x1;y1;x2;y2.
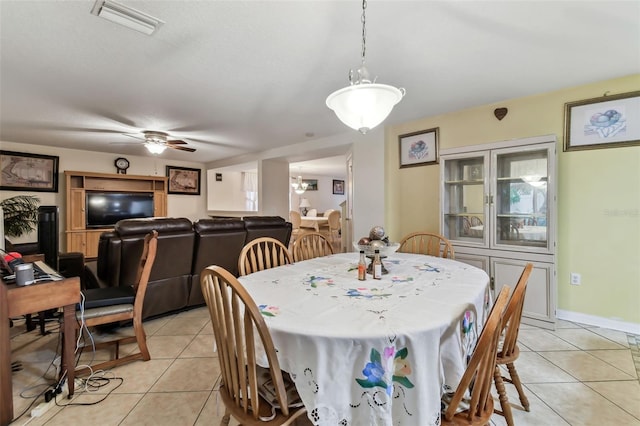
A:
135;130;196;154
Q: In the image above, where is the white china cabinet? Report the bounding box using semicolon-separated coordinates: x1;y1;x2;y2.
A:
440;135;557;329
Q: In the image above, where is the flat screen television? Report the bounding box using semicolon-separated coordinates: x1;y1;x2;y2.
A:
86;192;154;228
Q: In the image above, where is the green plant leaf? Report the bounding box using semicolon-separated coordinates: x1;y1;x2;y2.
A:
0;195;40;238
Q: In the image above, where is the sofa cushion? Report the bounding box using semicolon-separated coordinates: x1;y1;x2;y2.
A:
190;218;247;305
243;216;292;247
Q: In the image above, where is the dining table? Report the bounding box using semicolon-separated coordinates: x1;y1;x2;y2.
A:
300;216;329;232
238;252;490;426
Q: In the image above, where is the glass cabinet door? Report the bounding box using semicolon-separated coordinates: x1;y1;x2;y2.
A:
442;154;487;244
492;147;550;249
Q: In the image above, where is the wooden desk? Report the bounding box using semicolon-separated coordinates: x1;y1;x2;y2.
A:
0;276;80;426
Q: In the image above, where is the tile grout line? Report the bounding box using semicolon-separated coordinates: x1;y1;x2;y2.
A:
627;333;640;384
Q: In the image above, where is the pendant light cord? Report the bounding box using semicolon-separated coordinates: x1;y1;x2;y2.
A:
360;0;367;66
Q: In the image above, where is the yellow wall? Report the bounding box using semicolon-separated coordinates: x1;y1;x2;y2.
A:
385;74;640;324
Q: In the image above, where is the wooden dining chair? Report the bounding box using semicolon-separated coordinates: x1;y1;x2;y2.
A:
200;266;307;425
493;263;534;426
320;210;341;249
289;210;302;245
398;231;455;259
291;232;334;262
441;285;511;425
238;237;293;276
74;230;158;376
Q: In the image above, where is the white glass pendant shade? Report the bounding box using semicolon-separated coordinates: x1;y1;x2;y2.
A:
326;83;405;134
145;143;167;154
291;175;308;195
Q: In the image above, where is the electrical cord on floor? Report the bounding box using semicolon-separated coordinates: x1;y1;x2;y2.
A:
11;330;65;422
55;374;124;407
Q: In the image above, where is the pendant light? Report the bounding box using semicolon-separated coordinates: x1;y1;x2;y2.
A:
291;175;309;195
326;0;405;134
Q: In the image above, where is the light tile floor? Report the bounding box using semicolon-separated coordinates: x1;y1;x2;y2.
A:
8;310;640;425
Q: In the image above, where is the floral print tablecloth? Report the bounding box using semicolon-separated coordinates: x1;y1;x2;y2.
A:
239;252;489;426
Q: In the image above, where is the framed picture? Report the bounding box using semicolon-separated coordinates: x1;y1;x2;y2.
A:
302;179;318;191
0;150;59;192
166;166;201;195
564;91;640;151
399;127;439;168
333;179;345;195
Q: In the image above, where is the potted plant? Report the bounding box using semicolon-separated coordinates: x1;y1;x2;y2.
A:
1;195;40;239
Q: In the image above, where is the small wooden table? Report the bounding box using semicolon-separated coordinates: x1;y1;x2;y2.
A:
0;276;80;426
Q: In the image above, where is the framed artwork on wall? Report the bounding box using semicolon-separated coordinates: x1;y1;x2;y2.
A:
302;179;318;191
333;179;345;195
0;150;59;192
564;90;640;151
166;165;201;195
399;127;439;168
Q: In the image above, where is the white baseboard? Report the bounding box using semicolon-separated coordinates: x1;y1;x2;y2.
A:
556;309;640;335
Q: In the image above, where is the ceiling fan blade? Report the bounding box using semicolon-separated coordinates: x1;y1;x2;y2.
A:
166;139;187;145
168;145;196;152
109;142;143;146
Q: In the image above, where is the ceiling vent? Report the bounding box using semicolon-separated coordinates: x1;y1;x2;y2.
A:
91;0;164;35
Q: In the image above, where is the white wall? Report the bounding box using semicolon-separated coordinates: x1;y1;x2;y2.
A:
207;170;250;212
351;128;385;242
0;141;208;249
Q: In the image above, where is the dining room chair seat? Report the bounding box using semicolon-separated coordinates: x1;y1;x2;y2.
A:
493;263;534;426
441;285;510;425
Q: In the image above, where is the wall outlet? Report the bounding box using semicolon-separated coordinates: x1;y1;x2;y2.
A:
570;272;581;285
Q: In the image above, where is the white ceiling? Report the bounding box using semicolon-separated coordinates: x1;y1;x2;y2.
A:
1;1;638;172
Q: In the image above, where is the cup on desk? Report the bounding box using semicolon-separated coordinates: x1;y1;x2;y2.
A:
15;263;35;286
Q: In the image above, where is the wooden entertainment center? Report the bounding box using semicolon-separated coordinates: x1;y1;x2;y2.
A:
65;171;168;259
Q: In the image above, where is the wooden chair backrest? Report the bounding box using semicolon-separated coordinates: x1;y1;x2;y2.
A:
238;237;293;276
443;285;510;423
398;232;455;259
132;230;158;319
500;263;533;358
291;232;334;262
327;210;341;231
470;216;483;227
289;211;301;229
200;265;292;419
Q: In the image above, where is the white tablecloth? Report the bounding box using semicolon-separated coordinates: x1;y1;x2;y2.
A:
300;216;329;231
239;252;490;426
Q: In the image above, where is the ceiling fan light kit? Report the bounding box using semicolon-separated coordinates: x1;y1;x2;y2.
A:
145;143;167;154
326;0;404;134
91;0;164;36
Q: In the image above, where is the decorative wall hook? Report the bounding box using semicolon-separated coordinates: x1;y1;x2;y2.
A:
494;107;508;121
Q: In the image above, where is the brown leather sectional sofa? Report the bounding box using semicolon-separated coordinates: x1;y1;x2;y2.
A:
84;216;292;319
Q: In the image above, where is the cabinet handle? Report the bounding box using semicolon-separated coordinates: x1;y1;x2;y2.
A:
485;195;489;205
